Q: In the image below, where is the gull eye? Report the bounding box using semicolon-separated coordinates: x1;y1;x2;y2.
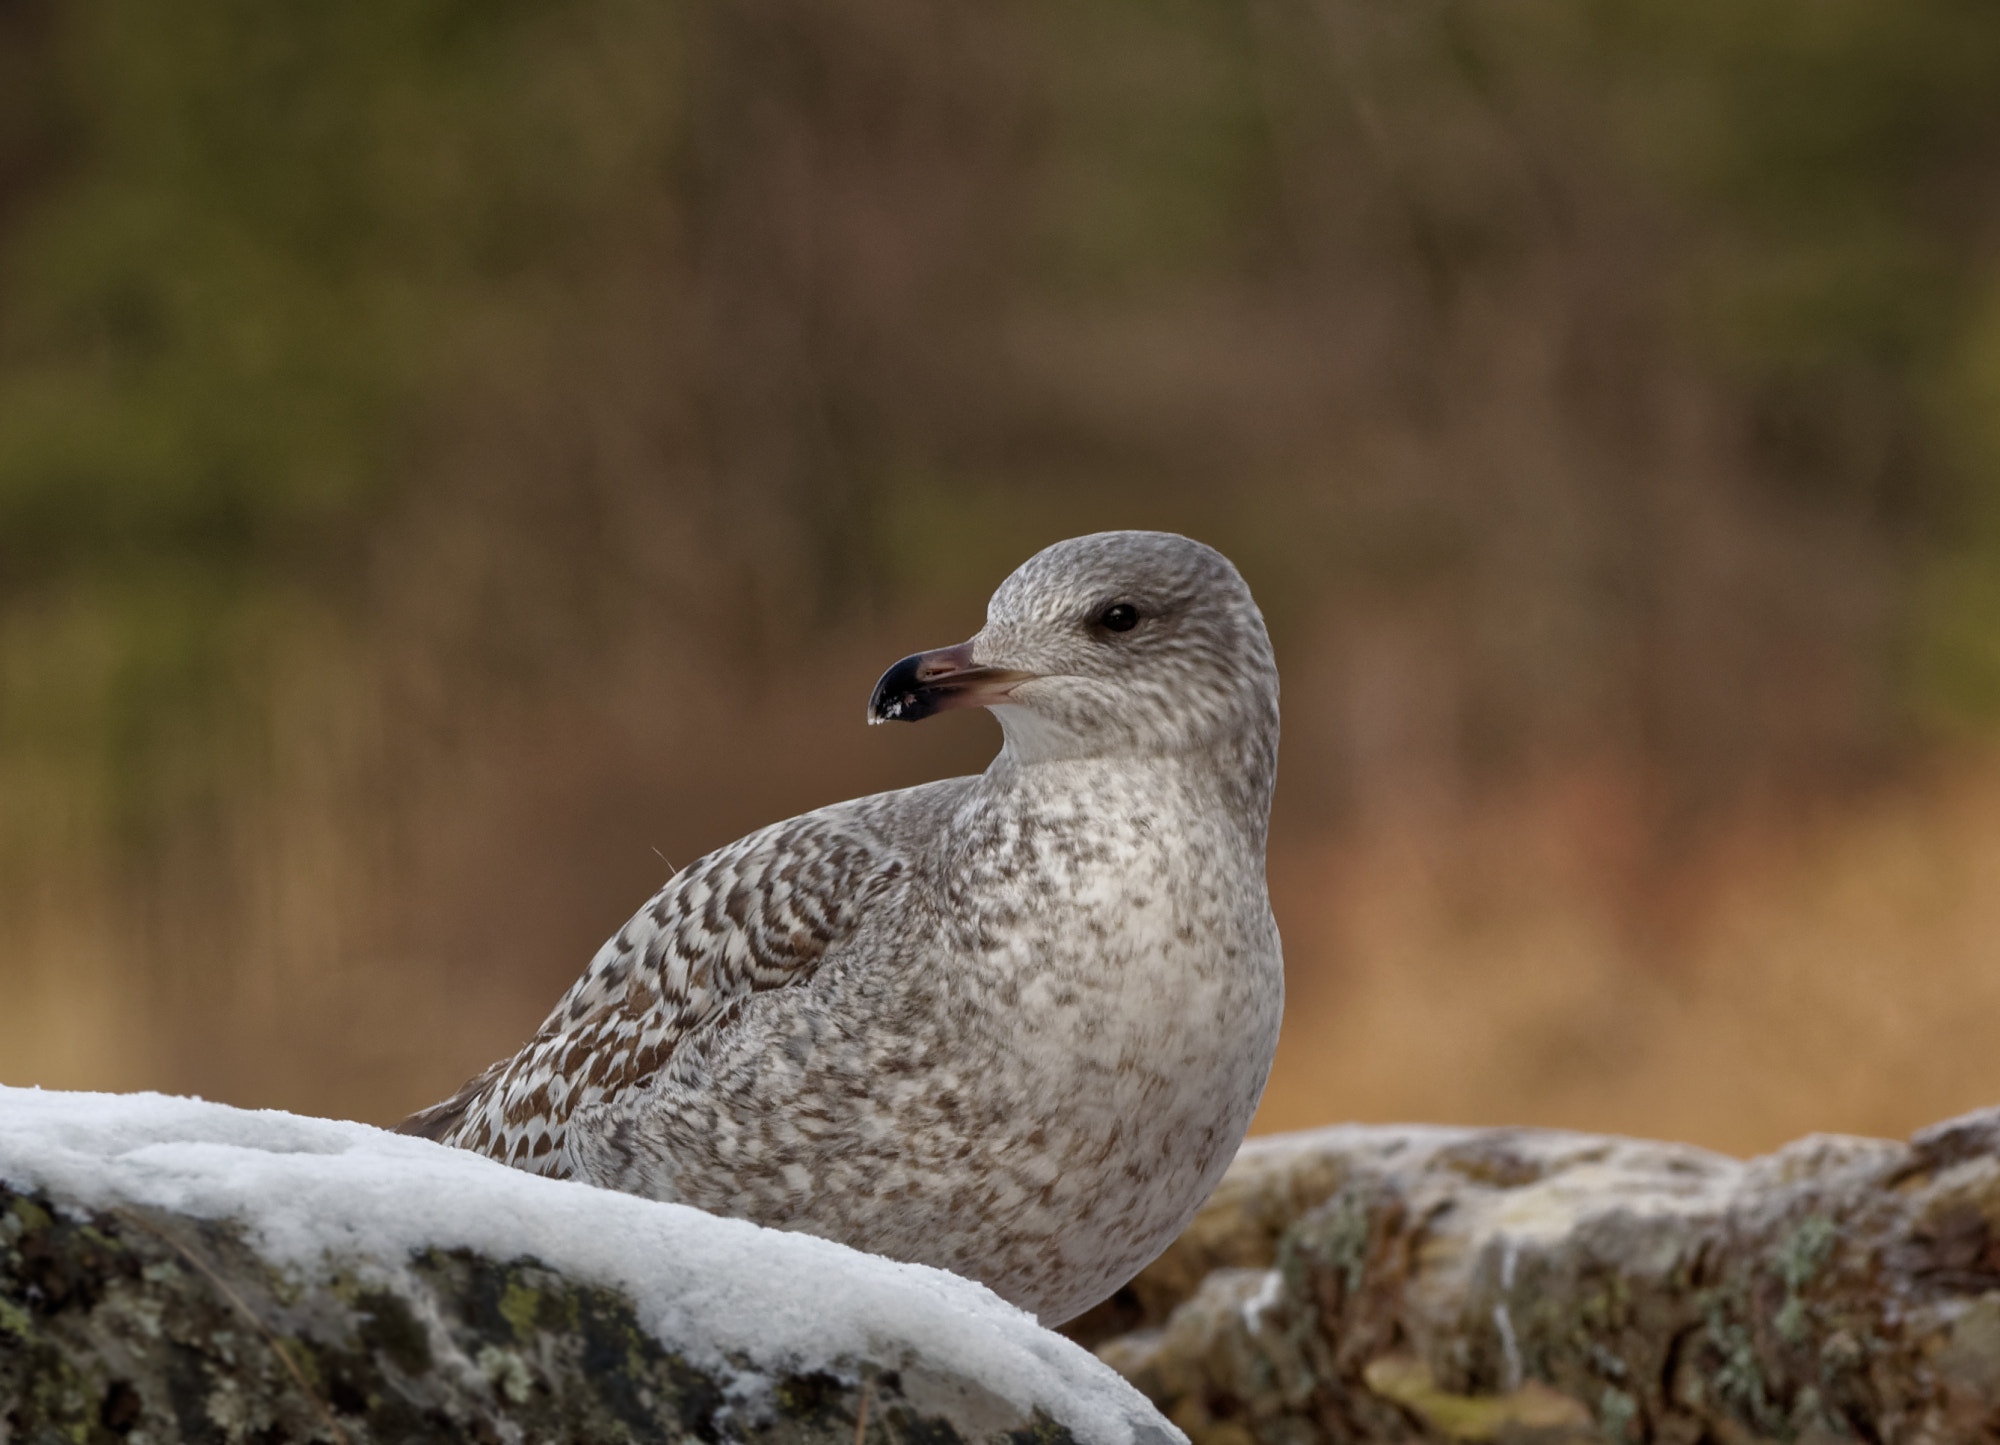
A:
1096;602;1141;634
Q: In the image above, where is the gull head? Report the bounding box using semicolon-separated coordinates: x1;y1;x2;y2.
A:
868;530;1279;770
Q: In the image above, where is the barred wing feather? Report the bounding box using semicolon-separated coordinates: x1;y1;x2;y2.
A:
396;808;906;1176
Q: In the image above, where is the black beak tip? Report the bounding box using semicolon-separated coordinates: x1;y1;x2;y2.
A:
868;653;941;725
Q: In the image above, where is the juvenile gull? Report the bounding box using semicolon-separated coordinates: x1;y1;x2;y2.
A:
399;530;1283;1325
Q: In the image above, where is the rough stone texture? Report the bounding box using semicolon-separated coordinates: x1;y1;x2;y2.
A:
0;1179;1114;1445
1071;1112;2000;1444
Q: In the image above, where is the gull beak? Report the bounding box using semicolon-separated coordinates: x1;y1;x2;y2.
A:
868;641;1038;725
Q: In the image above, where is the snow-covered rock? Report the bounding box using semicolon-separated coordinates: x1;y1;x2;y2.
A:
0;1087;1182;1445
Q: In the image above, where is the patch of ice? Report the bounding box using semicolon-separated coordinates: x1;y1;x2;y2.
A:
0;1086;1176;1445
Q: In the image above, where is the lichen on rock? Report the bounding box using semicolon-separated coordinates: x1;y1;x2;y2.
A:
1074;1113;2000;1444
0;1180;1057;1445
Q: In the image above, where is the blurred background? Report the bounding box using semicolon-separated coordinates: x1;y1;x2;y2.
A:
4;0;2000;1158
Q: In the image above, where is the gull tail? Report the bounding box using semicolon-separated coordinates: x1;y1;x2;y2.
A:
394;1059;505;1143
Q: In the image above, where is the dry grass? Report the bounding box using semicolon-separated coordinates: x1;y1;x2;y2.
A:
6;724;2000;1159
1257;756;2000;1155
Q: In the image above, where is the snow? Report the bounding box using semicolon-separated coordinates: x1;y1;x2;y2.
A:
0;1086;1177;1445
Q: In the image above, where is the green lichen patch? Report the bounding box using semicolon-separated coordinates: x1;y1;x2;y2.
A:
1774;1216;1838;1295
1298;1188;1381;1304
1705;1297;1782;1437
497;1277;542;1342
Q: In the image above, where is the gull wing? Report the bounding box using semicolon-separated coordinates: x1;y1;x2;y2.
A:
396;806;908;1176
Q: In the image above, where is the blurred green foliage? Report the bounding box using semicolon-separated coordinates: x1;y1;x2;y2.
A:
1587;0;2000;720
4;0;2000;856
0;0;680;845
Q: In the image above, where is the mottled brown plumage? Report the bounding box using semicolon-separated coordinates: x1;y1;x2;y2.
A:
401;531;1283;1324
400;807;906;1167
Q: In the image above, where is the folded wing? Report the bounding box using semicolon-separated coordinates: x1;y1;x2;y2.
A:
396;806;908;1176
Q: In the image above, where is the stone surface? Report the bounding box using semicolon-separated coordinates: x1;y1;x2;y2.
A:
0;1179;1119;1445
0;1090;1180;1445
1072;1113;2000;1444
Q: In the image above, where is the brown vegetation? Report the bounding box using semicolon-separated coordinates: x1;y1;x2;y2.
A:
3;0;2000;1151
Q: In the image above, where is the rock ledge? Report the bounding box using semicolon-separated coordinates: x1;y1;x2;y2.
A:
1071;1115;2000;1444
